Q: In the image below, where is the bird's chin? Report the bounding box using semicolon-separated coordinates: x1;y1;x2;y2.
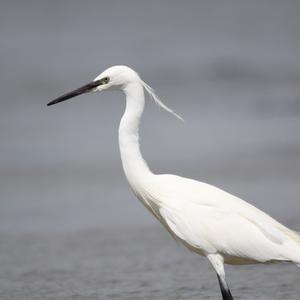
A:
95;84;115;92
94;86;105;92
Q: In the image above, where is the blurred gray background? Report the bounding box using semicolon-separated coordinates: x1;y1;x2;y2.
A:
1;1;300;299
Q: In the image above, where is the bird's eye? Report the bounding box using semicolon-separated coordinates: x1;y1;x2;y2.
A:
102;77;110;84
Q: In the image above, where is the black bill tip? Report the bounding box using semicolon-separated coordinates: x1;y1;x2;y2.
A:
47;98;65;106
47;79;102;107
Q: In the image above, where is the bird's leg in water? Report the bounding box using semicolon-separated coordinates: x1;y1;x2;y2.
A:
217;274;234;300
207;254;234;300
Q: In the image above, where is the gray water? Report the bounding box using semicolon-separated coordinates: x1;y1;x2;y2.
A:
1;0;300;299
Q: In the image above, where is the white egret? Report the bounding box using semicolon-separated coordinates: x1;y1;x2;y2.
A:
48;65;300;300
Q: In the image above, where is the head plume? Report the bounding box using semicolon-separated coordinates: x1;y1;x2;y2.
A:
139;78;183;121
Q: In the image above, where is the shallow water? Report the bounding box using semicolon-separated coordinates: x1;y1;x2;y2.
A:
1;228;300;300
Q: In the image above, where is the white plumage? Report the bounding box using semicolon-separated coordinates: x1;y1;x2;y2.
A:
48;65;300;299
146;174;300;264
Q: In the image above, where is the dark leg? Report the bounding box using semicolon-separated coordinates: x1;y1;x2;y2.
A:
207;254;234;300
217;274;234;300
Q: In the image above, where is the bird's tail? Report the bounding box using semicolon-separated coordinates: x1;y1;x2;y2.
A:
286;229;300;245
275;223;300;266
282;228;300;266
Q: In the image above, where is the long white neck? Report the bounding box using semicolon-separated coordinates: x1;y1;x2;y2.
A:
118;81;153;191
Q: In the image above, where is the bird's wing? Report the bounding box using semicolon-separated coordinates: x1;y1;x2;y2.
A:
160;204;286;263
156;174;299;263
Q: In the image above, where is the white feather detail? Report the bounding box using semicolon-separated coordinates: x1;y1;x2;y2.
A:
139;78;184;121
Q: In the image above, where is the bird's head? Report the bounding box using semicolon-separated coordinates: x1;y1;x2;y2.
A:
47;65;138;106
94;65;141;91
47;65;183;120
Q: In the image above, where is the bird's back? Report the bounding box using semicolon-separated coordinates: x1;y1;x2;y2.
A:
143;174;300;265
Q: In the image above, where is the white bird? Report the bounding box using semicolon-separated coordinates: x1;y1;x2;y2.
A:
48;65;300;299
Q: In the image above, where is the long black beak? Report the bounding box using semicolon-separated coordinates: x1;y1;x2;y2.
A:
47;79;102;106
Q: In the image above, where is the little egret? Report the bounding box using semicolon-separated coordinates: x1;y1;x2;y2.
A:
48;66;300;299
